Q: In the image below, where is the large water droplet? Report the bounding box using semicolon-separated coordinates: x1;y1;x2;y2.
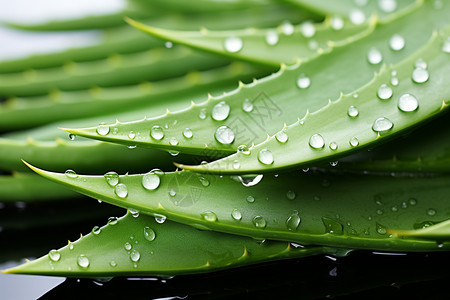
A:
412;68;429;83
108;217;118;225
389;34;405;51
301;21;316;38
242;99;253;112
372;117;393;132
212;101;230;121
286;212;301;231
398;93;419;112
130;249;140;262
349;137;359;147
201;211;217;222
265;30;279;46
142;172;160;191
144;227;156;241
48;249;61;262
367;47;383;65
224;36;243;53
349;9;366;25
258;148;274;165
322;217;343;234
275;131;288;143
379;0;397;13
309;134;324;149
182;128;193;139
214;125;235;145
77;254;89;268
129;208;139;218
239;174;263;187
377;84;393;100
150;125;164;140
114;183;128;198
69;134;76;141
92;226;101;235
296;74;311;89
65;169;78;179
154;214;167;223
231;209;242;221
124;242;132;251
286;190;296;200
237;144;251;155
442;37;450;53
280;21;294;35
347;106;359;118
104;171;119;187
252;216;267;228
96;124;110;136
246;195;255;203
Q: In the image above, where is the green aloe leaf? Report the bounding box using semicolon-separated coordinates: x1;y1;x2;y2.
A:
65;1;450;160
3;212;325;277
389;219;450;241
26;163;450;251
126;15;373;66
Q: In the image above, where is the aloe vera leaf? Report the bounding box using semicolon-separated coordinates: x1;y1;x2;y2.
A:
285;0;418;23
66;1;449;158
0;47;230;97
181;27;450;174
389;219;450;241
27;163;450;252
0;5;317;73
0;62;267;132
0;173;78;202
3;212;325;277
126;15;372;67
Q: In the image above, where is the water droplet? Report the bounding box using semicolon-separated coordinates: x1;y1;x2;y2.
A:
389;34;405;51
349;137;359;147
301;21;316;38
239;174;263;187
150;125;164;140
376;223;387;235
412;67;429;83
427;208;437;216
322;217;343;234
69;243;74;251
129;208;139;218
377;84;393;100
182;128;193;139
109;261;117;267
168;189;176;197
214;125;235;144
104;171;119;187
308;40;318;50
309;134;324;149
330;16;344;30
252;216;267;228
198;109;207;120
237;144;251;155
353;93;359;99
154;214;166;223
409;198;417;205
144;227;156;241
390;76;399;86
275;131;288;143
108;217;118;225
286;190;296;200
164;41;173;48
112;128;119;135
128;131;136;140
391;205;398;212
96;124;110;136
48;250;61;262
296;74;311;89
114;183;128;198
142;172;160;191
64;169;78;179
77;254;89;268
379;0;397;13
398;93;419;112
442;37;450;53
376;209;384;215
280;21;294;35
258;148;274;165
415;58;427;69
69;134;75;141
367;47;383;65
242;99;253;112
347;105;359;118
231;209;242;221
286;213;301;231
92;226;101;235
201;211;217;222
372;117;393;133
246;195;255;203
349;9;366;25
169;137;178;146
329;142;338;150
124;242;132;251
224;36;243;53
130;250;140;262
330;161;338;167
233;160;240;169
265;30;279;46
199;177;210;187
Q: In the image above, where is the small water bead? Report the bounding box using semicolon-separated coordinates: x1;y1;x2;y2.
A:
142;172;160;191
308;40;318;50
130;250;140;262
349;9;366;25
214;126;235;145
258;148;274;165
224;36;243;53
353;93;359;99
412;67;429;83
65;169;78;179
77;254;90;268
246;195;255;203
169;137;179;146
114;183;128;198
367;47;383;65
154;214;167;224
301;21;316;38
239;174;263;187
409;198;417;206
398;93;419;112
109;261;117;268
275;131;288;143
201;211;217;222
168;189;176;197
96;124;110;136
330;16;344;30
150;125;164;140
144;227;156;241
237;144;251;155
376;209;384;215
104;171;119;187
165;41;173;48
329;142;338;150
391;205;399;212
389;34;405;51
280;21;294;35
108;216;118;225
309;134;325;149
390;76;399;86
127;145;136;149
242;98;253;112
322;217;343;235
330;161;338;167
69;133;76;141
376;223;387;235
233;160;240;169
199;177;210;187
372;117;394;132
415;58;427;69
128;131;136;140
129;209;139;218
112;128;119;135
379;0;397;13
231;209;242;221
198;109;207;120
252;216;267;228
48;250;61;262
427;208;437;216
69;243;74;251
349;137;359;147
377;84;393;100
286;213;301;231
124;242;132;251
212;101;231;121
92;226;101;235
347;106;359;118
265;30;279;46
442;37;450;53
286;190;296;200
296;74;311;89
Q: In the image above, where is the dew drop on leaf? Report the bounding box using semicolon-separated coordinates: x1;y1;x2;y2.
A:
265;30;279;46
389;34;405;51
48;250;61;262
91;226;101;235
258;148;274;165
280;20;294;35
114;183;128;198
379;0;397;13
377;84;393;100
309;134;325;149
329;142;338;150
412;68;429;83
349;9;366;25
252;216;267;228
199;176;210;187
367;47;383;65
376;223;387;235
128;131;136;140
212;101;230;121
296;74;311;89
286;212;301;231
104;171;119;187
109;261;117;268
301;21;316;38
142;172;160;191
233;160;240;169
372;117;393;132
108;217;118;225
349;137;359;147
242;98;253;112
150;125;164;140
246;195;255;203
130;250;140;262
275;131;288;143
415;58;427;69
286;190;296;200
322;217;343;234
330;16;344;30
427;208;437;216
183;128;193;139
201;211;217;222
231;209;242;221
237;145;251;155
214;125;235;144
198;109;207;120
239;174;263;187
347;105;359;118
144;227;156;241
64;169;78;179
77;254;89;268
224;36;243;53
398;93;419;112
154;214;167;224
96;124;110;136
442;37;450;53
